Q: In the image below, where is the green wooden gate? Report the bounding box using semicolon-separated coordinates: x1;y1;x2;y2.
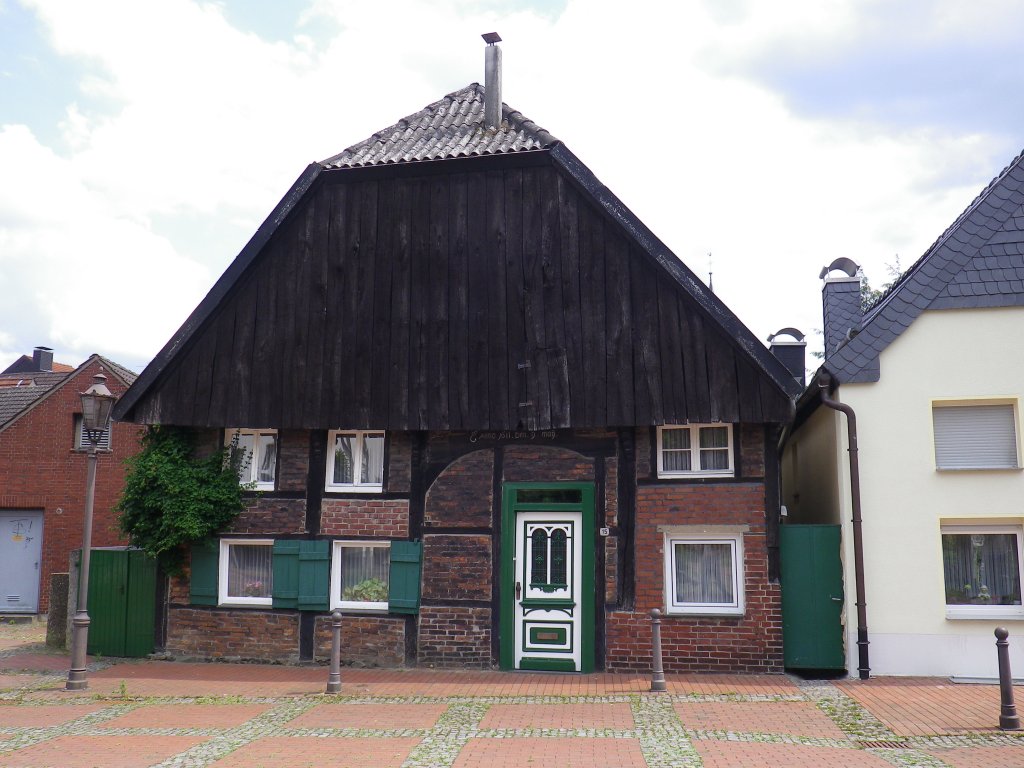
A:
87;549;157;658
780;524;845;671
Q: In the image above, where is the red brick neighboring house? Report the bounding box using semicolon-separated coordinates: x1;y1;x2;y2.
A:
0;347;141;614
113;51;801;672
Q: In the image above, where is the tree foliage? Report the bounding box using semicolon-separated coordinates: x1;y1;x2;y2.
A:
117;425;248;574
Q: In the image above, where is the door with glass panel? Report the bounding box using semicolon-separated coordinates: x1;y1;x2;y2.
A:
500;483;594;672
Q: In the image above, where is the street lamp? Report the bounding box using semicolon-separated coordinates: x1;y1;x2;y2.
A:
66;373;116;691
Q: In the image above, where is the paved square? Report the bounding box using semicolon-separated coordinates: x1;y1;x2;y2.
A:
479;702;635;730
925;745;1024;767
210;736;421;767
694;741;894;767
453;737;647;767
0;704;105;727
0;675;59;692
99;702;271;729
839;679;1021;736
286;702;448;730
675;700;849;739
0;734;207;767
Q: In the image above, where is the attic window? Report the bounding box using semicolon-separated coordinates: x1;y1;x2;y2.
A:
73;414;110;451
656;425;734;478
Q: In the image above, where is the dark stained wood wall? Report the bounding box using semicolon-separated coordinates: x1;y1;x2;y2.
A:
131;161;791;430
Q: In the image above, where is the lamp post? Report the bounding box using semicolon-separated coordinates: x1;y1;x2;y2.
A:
66;373;116;691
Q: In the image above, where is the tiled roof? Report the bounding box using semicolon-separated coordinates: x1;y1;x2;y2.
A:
827;148;1024;383
0;370;68;427
0;355;137;431
321;84;558;168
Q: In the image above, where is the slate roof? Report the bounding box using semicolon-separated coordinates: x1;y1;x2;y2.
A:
321;84;557;168
826;148;1024;383
0;355;137;432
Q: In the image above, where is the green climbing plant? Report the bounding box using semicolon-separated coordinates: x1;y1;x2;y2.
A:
117;425;250;574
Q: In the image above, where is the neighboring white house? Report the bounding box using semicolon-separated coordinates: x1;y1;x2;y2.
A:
782;149;1024;678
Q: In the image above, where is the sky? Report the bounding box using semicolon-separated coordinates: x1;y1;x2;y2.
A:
1;0;1023;377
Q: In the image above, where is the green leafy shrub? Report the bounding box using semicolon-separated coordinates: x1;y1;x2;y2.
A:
342;578;388;603
117;425;249;574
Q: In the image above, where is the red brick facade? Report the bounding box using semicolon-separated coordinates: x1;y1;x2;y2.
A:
164;425;782;674
0;358;143;613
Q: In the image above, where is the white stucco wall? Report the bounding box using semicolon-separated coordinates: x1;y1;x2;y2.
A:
786;306;1024;677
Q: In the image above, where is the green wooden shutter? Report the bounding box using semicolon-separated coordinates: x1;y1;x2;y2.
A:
389;540;422;614
298;539;330;611
190;540;219;606
272;540;300;609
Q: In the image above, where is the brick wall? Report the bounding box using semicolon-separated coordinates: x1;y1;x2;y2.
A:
739;424;765;478
386;432;412;493
228;497;307;535
165;608;300;662
423;449;493;529
321;499;409;537
276;430;309;492
417;606;492;667
503;445;594;482
605;481;782;673
422;535;492;601
313;614;406;666
0;358;144;613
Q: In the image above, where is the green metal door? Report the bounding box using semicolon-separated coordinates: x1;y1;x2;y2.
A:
780;524;845;671
87;549;156;658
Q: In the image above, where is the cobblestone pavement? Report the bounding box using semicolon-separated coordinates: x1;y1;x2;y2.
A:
2;623;1024;767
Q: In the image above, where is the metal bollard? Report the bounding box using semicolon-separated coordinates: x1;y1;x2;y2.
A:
995;627;1020;730
650;608;667;692
326;610;343;694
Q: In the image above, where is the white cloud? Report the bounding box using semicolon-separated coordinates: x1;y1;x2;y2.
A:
0;0;1021;375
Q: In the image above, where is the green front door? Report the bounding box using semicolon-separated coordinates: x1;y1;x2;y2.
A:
780;524;846;670
87;549;157;658
500;483;595;672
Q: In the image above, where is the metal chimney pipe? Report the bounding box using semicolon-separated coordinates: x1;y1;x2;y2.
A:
482;32;502;130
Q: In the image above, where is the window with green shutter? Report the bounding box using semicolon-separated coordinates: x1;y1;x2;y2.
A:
272;539;329;611
388;540;422;614
189;540;219;606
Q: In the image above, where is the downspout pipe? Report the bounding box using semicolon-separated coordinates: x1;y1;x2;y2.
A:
818;370;870;680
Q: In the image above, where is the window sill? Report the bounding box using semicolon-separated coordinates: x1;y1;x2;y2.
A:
665;607;745;618
936;467;1021;472
331;605;389;614
324;485;384;494
946;608;1024;621
657;472;734;480
218;601;273;609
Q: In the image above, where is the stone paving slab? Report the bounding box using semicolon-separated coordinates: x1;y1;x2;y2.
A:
286;702;448;730
479;702;635;730
99;703;273;729
838;678;1024;737
925;744;1024;767
675;699;849;739
0;703;105;727
0;734;208;767
693;740;895;767
208;735;421;767
453;737;648;767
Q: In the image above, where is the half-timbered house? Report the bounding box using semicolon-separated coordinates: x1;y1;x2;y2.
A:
114;42;800;672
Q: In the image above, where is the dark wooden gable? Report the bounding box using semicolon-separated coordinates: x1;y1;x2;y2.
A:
122;152;794;430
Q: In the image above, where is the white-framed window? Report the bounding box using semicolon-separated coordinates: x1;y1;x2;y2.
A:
664;531;744;615
227;429;277;490
73;414;111;451
218;539;273;607
325;430;385;492
933;402;1019;470
330;540;390;611
941;525;1024;619
656;424;734;478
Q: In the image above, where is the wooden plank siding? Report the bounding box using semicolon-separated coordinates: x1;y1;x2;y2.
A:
131;160;791;429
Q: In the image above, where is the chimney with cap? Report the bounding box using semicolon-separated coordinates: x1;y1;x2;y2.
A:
32;346;53;372
819;258;862;359
768;329;807;388
482;32;502;130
